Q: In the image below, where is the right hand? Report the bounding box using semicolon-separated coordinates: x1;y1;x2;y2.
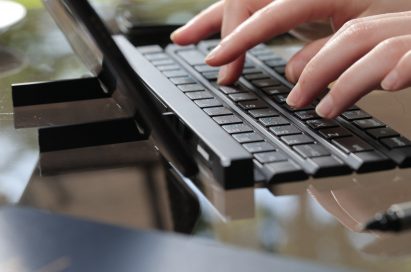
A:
171;0;411;85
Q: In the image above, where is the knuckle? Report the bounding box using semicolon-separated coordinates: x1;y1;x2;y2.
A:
342;20;370;41
377;37;409;56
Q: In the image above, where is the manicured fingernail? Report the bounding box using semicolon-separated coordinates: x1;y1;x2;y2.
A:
217;66;228;84
316;94;334;118
286;84;302;107
205;44;222;63
381;71;399;90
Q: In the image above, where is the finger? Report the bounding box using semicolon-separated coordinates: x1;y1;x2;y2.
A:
286;36;330;83
287;14;411;108
382;49;411;91
218;0;252;85
206;0;343;66
330;11;411;43
316;35;411;118
171;1;224;45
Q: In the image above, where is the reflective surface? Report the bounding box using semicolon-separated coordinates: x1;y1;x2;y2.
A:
2;3;411;272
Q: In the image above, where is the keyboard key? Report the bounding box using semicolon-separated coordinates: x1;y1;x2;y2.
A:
238;99;268;110
243;142;276;153
309;156;350;177
157;64;180;71
194;98;222;108
178;50;205;65
242;68;260;74
203;107;232;116
282;134;314;145
252;78;282;88
273;66;286;75
194;65;219;73
295;110;320;121
152;59;175;66
284;104;316;112
264;58;287;66
144;53;169;61
186;91;214;100
228;93;258;102
223;123;253;134
367;127;399;139
351;151;395;173
255;151;287;163
170;77;196;85
233;132;264;143
219;84;248;94
248;108;279;118
332;137;374;153
259;116;289;127
270;125;301;136
244;73;268;81
381;137;411;149
293;144;330;158
163;70;188;78
319;127;352;139
306;119;338;130
263;161;307;183
244;61;254;68
272;94;288;104
353;118;385;129
178;84;205;92
342;110;371;120
202;71;219;80
262;86;290;95
213;115;243;125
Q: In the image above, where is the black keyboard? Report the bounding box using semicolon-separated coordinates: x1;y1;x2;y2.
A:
116;37;411;189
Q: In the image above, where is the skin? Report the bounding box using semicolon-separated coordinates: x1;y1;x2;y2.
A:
171;0;411;118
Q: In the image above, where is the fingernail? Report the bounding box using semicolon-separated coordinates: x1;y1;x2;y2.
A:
286;83;302;107
316;94;334;118
217;66;228;85
381;71;399;90
205;44;222;63
170;28;183;41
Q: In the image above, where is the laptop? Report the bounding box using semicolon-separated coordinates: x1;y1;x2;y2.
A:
43;0;411;189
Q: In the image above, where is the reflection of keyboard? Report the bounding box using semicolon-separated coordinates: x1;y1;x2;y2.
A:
119;37;411;188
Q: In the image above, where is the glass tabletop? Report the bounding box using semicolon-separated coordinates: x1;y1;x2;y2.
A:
2;2;411;272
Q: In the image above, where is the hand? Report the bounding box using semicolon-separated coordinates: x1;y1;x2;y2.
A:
288;12;411;118
171;0;379;84
171;0;411;118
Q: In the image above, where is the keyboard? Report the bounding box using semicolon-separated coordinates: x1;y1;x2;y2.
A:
115;37;411;189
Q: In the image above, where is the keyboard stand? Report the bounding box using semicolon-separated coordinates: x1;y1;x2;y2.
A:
12;77;129;129
12;77;158;174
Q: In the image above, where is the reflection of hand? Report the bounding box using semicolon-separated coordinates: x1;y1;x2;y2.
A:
171;0;411;118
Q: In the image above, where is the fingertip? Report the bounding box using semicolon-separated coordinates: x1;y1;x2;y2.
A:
315;94;335;119
170;29;180;43
287;57;309;83
217;66;238;85
381;71;399;91
285;63;298;84
286;83;302;107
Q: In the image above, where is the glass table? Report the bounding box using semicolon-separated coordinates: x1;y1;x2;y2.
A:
2;3;411;272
